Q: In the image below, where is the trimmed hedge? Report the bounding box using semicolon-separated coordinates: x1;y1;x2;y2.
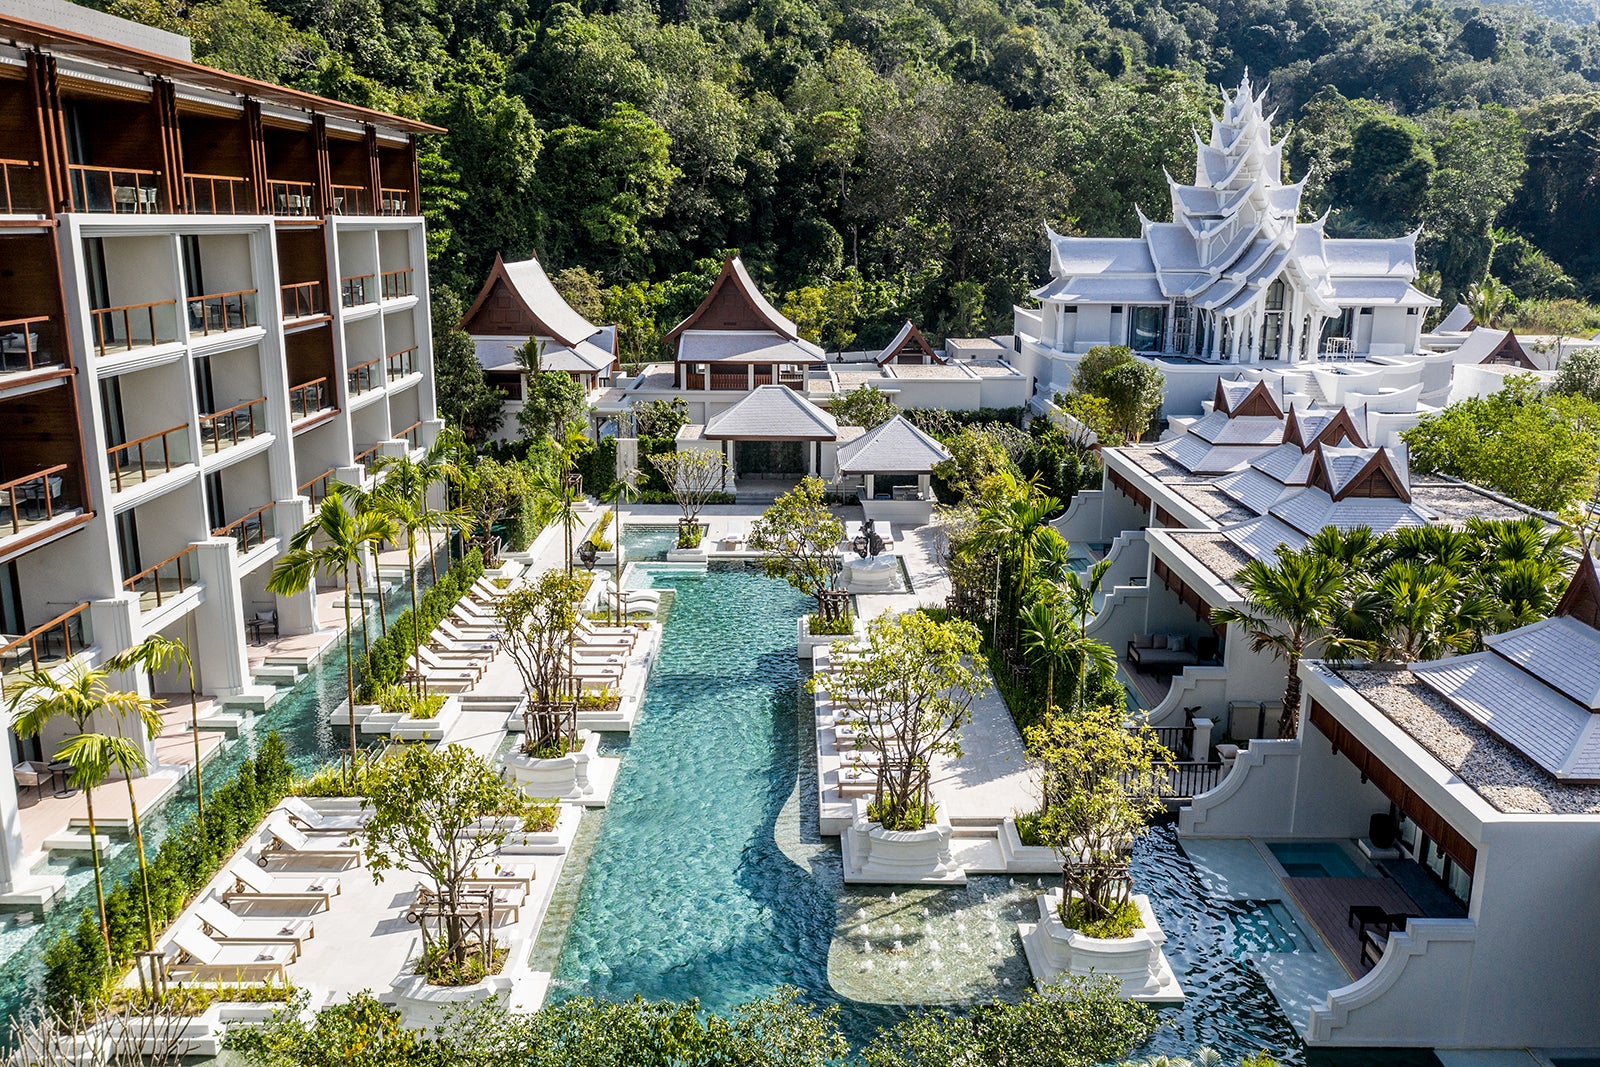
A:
43;734;295;1012
354;549;485;703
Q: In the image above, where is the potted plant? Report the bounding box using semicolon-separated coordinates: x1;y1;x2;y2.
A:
747;477;853;657
1016;704;1183;1001
649;449;729;561
812;611;984;884
494;572;598;797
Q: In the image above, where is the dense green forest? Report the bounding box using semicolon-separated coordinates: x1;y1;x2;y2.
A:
102;0;1600;350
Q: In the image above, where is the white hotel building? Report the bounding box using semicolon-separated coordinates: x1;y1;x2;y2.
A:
0;1;440;901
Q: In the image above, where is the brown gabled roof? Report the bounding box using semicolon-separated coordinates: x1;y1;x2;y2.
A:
1283;405;1367;451
662;254;797;345
0;13;441;135
874;320;943;365
1214;377;1283;419
1557;554;1600;631
1308;444;1411;503
459;253;600;348
1481;328;1536;369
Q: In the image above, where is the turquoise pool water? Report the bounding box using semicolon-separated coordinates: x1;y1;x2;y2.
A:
0;571;432;1023
1268;842;1365;879
544;528;1308;1058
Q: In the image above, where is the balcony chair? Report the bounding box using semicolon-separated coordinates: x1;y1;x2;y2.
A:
12;761;47;799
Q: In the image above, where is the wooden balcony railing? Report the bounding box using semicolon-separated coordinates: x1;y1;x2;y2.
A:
329;184;370;215
289;378;332;422
107;423;187;492
268;179;317;217
0;316;60;375
385;346;418;380
298;467;335;507
0;464;73;535
395;421;422;449
0;158;45;214
280;281;326;321
123;545;198;612
187;289;258;336
340;274;374;308
199;397;267;455
353;444;383;471
214;502;275;554
347;356;383;396
0;602;90;693
380;269;413;299
185;173;253;215
68;165;160;214
91;300;179;357
379;188;410;215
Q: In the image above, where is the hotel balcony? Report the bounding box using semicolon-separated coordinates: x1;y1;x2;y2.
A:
186;289;259;338
184;174;255;215
0;158;47;215
123;544;200;615
340;274;375;309
385;346;418;382
213;503;276;556
269;179;319;218
199;397;268;457
395;420;422;450
380;269;414;300
298;467;335;507
106;423;189;493
90;299;180;357
354;443;383;473
0;317;66;381
330;184;371;216
289;378;335;427
347;356;383;400
0;602;91;696
281;281;328;324
0;465;83;544
380;188;411;216
68;165;161;214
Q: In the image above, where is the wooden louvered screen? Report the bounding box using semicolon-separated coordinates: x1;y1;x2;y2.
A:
1152;557;1227;639
1108;467;1151;511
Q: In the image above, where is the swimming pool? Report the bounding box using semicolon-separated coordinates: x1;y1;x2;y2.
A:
1268;842;1366;879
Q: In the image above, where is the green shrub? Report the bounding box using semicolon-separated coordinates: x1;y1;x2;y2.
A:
375;685;447;720
675;524;705;549
807;612;854;636
1062;896;1142;939
354;550;485;703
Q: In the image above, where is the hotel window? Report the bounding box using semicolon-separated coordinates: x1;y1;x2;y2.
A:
1128;306;1166;353
1172;299;1192;353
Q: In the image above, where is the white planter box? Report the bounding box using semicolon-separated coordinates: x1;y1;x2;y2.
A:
390;932;540;1029
390;695;463;742
499;803;583;855
998;818;1064;874
841;798;965;885
500;731;599;801
665;546;708;563
328;700;379;726
1018;890;1183;1002
798;615;862;660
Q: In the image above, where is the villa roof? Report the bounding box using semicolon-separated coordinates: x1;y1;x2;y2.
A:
874;321;945;365
1452;327;1534;369
675;330;826;365
460;253;605;348
664;255;799;349
1215;377;1285;418
704;385;838;441
472;336;613;376
836;416;952;475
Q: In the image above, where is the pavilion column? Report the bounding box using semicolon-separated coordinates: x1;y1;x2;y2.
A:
865;474;875;500
747;364;755;389
918;473;931;499
807;442;817;477
723;440;734;490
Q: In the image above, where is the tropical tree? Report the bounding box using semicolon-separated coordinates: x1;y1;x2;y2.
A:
1019;592;1115;716
809;611;984;831
267;493;371;770
495;572;587;756
649;449;733;546
1348;561;1489;663
516;340;589;444
58;732;160;957
829;384;898;429
971;471;1063;639
373;477;469;696
530;466;583;575
747;477;847;623
1462;275;1515;327
452;456;533;566
8;664;164;951
109;634;204;829
340;483;401;640
1211;546;1352;739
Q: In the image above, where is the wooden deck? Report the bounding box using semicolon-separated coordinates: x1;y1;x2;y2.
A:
1119;655;1173;709
1282;876;1421;978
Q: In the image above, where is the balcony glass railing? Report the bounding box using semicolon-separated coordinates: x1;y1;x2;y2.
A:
187;289;258;336
0;159;46;214
385;346;418;380
379;188;410;216
395;421;422;449
124;545;198;613
214;503;275;554
0;316;62;376
330;184;370;215
185;174;253;215
107;424;187;492
268;180;317;217
0;603;90;694
289;378;333;422
68;165;160;214
340;274;374;308
281;281;326;320
380;269;414;300
353;444;382;471
347;356;383;397
91;300;180;357
298;467;335;507
199;397;268;455
0;464;74;537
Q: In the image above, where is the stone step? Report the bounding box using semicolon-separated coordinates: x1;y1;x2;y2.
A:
252;663;301;685
44;829;118;857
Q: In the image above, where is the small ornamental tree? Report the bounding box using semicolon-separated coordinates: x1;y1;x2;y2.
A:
632;396;689;440
361;744;523;980
830;384;898;429
496;572;586;756
810;611;984;831
515;339;589;443
748;476;846;624
649;449;733;545
1024;705;1172;936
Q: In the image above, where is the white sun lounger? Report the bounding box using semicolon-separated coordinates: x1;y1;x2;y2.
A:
259;814;362;866
280;796;367;834
194;896;314;947
222;860;341;909
168;927;295;983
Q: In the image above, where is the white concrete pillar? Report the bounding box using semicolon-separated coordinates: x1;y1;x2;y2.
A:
807;442;817;477
865;474;875;500
747;364;755;390
0;733;26;894
274;498;319;635
192;539;251;698
1192;717;1215;760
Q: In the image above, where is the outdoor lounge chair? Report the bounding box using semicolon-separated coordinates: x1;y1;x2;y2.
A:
462;862;535;901
431;631;499;655
167;928;295;984
280;796;367;834
445;611;502;634
194;897;314;947
408;883;521;924
415;645;489;671
440;618;503;642
257;814;362;867
577;618;637;645
222;860;340;909
405;665;474;692
1126;633;1200;673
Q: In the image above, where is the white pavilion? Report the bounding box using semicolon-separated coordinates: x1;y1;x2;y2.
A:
1031;75;1438;366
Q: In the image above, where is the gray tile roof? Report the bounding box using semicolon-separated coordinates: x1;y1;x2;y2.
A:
704;385;838;440
676;330;826;364
836;415;952;474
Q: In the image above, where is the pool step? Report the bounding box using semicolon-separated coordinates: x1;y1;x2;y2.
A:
253;663;303;685
43;829;119;858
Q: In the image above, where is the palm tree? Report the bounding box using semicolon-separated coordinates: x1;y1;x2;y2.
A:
1212;547;1351;739
972;472;1062;640
1351;561;1488;663
56;731;159;956
268;493;370;769
1466;516;1579;636
531;466;582;576
607;476;638;626
1061;556;1112;633
1462;275;1514;328
8;663;164;951
109;632;205;830
374;481;469;697
1020;593;1116;715
339;483;400;641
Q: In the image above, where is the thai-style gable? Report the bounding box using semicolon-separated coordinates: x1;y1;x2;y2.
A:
874;320;944;366
663;254;825;387
461;252;617;390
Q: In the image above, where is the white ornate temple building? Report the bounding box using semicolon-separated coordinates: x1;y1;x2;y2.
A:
1015;76;1440;409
